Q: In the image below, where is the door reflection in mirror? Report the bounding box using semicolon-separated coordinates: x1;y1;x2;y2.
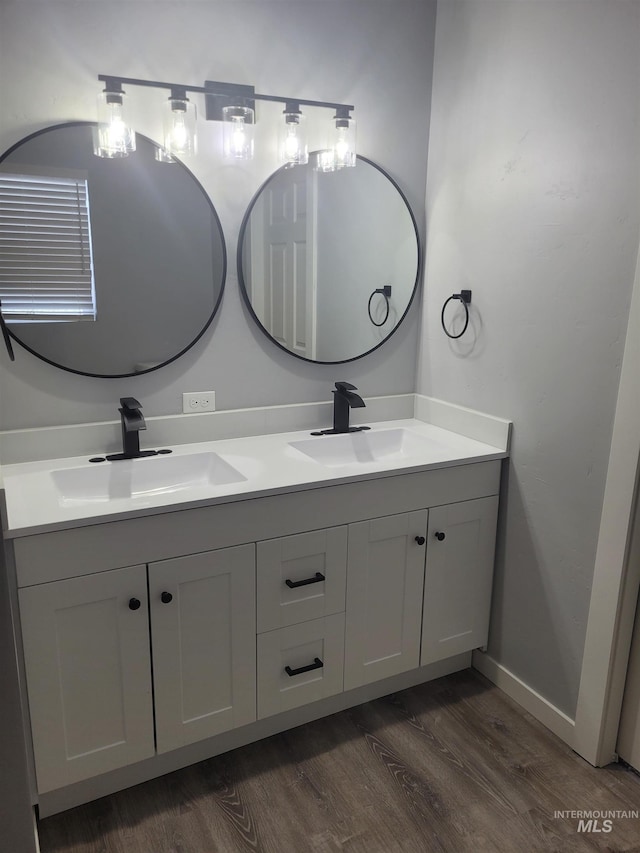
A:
239;155;420;364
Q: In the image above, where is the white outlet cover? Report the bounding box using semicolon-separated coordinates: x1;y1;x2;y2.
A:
182;391;216;413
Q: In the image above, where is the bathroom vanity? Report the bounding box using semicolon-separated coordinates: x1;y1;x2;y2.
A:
0;407;509;816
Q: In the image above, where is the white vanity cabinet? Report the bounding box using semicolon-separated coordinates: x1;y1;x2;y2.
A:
344;510;428;689
18;564;155;793
343;497;499;688
9;457;504;812
421;496;499;665
256;527;348;718
148;544;256;754
18;544;256;793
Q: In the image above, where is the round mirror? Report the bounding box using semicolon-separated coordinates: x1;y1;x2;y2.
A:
0;122;226;377
238;155;421;363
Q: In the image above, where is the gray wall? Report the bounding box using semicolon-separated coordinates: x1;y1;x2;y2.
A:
419;0;640;716
0;0;436;429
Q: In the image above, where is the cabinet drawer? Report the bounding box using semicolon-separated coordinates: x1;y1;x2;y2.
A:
257;613;345;719
257;527;347;632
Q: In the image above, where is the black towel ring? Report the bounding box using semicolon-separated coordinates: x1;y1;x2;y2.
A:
368;285;392;327
441;290;472;340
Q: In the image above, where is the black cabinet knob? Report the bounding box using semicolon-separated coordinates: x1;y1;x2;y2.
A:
161;591;173;604
435;531;446;541
128;597;141;610
415;536;426;545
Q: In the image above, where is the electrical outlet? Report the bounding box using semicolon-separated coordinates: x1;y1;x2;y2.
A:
182;391;216;413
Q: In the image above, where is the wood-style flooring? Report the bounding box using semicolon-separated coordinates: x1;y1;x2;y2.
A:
37;669;640;853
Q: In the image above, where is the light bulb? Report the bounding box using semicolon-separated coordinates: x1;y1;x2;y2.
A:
335;131;350;162
163;92;197;158
222;105;254;161
171;118;188;149
279;104;308;166
284;127;301;159
94;88;136;158
330;110;356;169
232;120;246;152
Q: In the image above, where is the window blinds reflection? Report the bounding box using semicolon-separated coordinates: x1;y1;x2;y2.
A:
0;171;96;323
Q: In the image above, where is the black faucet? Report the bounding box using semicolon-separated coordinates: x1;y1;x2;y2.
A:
312;382;371;436
333;382;365;433
106;397;161;461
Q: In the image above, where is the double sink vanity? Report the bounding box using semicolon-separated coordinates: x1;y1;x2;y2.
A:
0;118;510;821
0;395;510;817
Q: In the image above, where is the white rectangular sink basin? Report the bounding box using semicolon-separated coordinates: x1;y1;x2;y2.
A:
288;428;429;468
50;451;247;505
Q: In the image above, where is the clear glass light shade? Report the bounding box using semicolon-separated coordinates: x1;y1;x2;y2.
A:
94;90;136;158
314;149;338;173
154;147;176;163
330;114;356;169
222;105;255;161
162;96;197;158
279;111;308;166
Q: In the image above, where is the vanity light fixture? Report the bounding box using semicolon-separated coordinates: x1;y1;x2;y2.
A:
312;108;357;172
279;102;308;166
221;104;255;161
94;74;355;166
94;79;136;158
162;87;197;158
330;106;357;169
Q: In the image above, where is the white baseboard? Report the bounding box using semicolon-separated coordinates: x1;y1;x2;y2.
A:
472;650;575;746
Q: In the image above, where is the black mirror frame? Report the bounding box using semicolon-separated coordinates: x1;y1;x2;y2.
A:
0;121;227;379
236;154;422;365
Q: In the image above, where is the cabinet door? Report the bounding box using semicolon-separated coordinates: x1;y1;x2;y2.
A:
344;510;427;690
257;527;347;632
421;496;499;665
18;565;154;793
150;544;256;754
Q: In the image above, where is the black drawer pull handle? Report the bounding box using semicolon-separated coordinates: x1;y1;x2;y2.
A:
128;597;141;611
161;591;173;604
285;657;324;677
415;536;426;545
285;572;325;589
435;531;446;541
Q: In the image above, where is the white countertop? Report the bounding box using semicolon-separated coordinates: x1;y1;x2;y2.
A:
0;418;508;538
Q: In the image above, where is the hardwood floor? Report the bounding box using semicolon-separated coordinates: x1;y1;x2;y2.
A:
38;669;640;853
